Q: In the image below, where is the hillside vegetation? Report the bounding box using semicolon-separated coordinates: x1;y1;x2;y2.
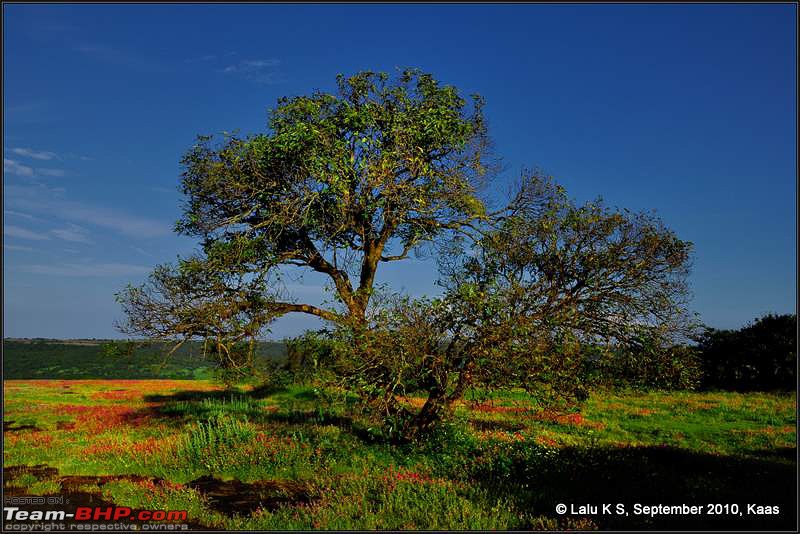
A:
2;340;285;379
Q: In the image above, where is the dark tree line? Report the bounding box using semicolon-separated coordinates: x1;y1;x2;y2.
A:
696;313;796;391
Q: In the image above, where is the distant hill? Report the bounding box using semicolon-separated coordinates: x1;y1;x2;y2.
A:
4;338;113;346
2;339;287;379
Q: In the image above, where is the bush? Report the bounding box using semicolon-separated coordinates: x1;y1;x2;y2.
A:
284;329;338;383
592;344;702;391
697;313;796;391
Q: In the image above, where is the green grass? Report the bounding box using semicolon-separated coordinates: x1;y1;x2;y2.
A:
2;379;796;530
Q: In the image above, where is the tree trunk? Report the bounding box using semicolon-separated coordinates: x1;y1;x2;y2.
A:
447;362;474;406
407;387;448;438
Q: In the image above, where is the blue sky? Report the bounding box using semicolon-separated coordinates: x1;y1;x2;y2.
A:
3;4;796;339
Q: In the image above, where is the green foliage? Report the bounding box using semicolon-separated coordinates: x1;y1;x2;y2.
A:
284;329;338;383
697;313;796;391
592;344;703;391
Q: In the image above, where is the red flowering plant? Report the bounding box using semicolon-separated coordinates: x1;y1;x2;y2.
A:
380;466;448;492
54;404;151;434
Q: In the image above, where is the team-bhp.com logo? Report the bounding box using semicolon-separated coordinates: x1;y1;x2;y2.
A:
4;507;188;522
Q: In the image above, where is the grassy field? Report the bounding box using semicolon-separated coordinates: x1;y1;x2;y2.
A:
2;378;796;530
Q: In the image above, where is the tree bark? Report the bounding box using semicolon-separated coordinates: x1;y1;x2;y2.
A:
407;387;449;438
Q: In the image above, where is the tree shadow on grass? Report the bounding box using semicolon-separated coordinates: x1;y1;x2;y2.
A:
142;384;287;404
260;409;386;443
134;384;296;424
476;444;797;530
108;388;278;429
133;387;387;444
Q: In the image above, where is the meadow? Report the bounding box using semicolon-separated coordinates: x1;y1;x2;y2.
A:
3;376;796;530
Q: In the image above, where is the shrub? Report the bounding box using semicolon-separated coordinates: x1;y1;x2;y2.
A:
592;344;702;391
284;329;338;383
179;414;256;471
697;313;796;391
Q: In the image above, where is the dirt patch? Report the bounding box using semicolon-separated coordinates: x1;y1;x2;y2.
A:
3;420;42;432
3;466;122;512
188;475;315;516
3;464;152;492
3;464;59;480
6;467;313;523
3;465;213;530
4;484;118;509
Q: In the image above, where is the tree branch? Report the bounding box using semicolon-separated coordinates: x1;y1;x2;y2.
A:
381;240;416;262
268;302;340;322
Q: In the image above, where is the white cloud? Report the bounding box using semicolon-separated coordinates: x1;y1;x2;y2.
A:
3;158;66;178
23;262;152;277
4;158;34;177
6;184;171;238
4;210;39;221
4;244;34;252
9;147;58;160
221;59;283;84
37;168;66;177
4;225;51;241
223;59;280;73
130;246;153;257
67;205;170;238
51;223;93;244
63;152;93;161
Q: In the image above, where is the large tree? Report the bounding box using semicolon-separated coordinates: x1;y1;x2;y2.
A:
118;69;493;350
117;69;694;436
